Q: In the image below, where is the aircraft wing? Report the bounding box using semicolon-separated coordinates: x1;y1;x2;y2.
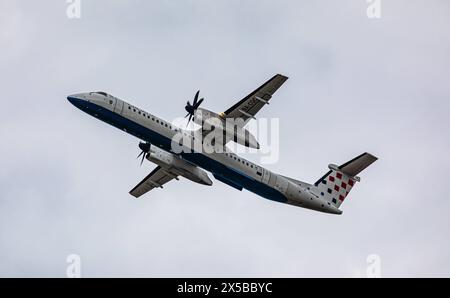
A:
222;74;288;123
129;166;178;198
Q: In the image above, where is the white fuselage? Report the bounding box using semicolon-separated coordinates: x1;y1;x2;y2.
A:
67;92;342;214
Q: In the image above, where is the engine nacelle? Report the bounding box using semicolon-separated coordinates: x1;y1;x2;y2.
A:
193;108;221;127
148;147;175;167
193;108;260;149
146;146;213;186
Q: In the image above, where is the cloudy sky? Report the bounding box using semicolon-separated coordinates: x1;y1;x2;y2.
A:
1;0;449;277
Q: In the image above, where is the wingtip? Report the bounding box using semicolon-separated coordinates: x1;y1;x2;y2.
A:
129;191;140;198
365;152;379;161
276;73;289;80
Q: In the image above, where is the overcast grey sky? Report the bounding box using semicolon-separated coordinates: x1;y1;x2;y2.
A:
1;0;449;277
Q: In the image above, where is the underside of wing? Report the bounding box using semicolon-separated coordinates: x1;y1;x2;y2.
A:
222;74;288;122
129;166;178;198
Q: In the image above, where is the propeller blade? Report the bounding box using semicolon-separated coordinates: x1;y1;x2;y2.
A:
140;153;145;166
193;90;200;106
185;112;190;118
137;151;144;159
186;114;193;127
195;98;204;108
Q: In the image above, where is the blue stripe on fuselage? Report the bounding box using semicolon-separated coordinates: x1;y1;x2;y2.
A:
69;97;287;204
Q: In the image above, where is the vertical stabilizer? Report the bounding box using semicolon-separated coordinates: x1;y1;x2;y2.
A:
314;153;377;208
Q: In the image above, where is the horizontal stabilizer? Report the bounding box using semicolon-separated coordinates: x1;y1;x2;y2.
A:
338;152;378;177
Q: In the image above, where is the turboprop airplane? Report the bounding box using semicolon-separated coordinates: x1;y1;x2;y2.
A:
67;74;377;215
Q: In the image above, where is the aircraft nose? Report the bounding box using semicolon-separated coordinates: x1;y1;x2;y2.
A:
67;94;85;108
67;95;76;104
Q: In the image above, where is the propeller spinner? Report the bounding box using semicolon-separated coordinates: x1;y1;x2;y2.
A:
137;142;151;166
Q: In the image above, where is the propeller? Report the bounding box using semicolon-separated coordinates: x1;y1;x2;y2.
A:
137;142;151;166
184;90;204;126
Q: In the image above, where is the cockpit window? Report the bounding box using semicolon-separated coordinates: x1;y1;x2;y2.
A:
95;91;108;97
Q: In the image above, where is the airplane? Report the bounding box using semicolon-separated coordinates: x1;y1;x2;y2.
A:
67;74;377;215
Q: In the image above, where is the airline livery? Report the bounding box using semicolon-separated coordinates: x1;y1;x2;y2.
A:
68;74;377;215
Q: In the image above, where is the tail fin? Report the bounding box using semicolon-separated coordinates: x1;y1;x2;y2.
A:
314;152;378;209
